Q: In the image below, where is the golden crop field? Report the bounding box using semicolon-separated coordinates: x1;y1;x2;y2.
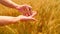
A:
0;0;60;34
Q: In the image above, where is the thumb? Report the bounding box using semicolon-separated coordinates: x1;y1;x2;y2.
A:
30;11;37;17
31;18;37;21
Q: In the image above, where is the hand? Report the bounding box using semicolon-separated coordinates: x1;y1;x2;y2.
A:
16;5;32;16
18;11;37;21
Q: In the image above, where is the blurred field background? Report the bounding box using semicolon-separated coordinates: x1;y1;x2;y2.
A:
0;0;60;34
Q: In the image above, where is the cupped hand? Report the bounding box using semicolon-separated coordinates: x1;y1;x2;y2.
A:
18;11;37;21
16;5;33;16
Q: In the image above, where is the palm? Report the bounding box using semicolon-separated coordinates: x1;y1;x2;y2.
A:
18;11;37;21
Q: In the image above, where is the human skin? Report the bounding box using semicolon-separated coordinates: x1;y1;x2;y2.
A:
0;0;33;16
0;11;37;26
0;0;37;26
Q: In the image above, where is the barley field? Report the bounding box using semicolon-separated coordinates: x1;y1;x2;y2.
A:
0;0;60;34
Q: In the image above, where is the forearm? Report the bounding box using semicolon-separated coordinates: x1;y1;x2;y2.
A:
0;16;20;26
0;0;19;9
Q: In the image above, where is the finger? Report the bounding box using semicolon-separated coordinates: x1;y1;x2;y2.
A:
31;18;37;21
24;5;32;16
24;4;32;9
28;6;32;15
28;7;32;16
30;11;37;17
26;7;32;16
20;17;36;21
22;6;29;16
25;7;30;16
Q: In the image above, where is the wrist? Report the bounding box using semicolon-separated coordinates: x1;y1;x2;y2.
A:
14;5;20;9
